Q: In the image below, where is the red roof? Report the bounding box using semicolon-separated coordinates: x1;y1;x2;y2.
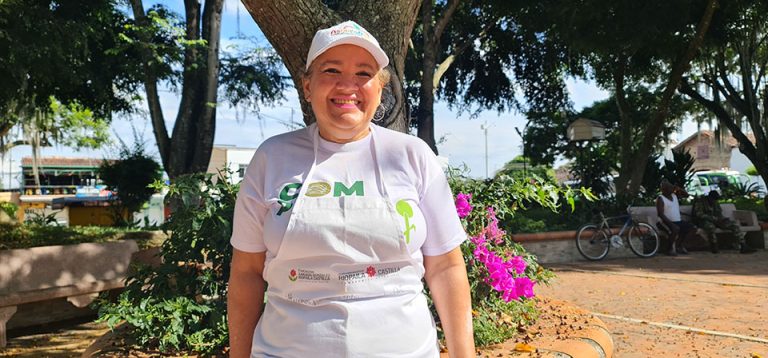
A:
21;157;108;168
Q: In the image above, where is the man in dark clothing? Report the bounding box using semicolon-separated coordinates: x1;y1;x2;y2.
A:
691;191;756;254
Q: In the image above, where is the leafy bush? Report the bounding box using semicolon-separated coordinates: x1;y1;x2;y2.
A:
0;223;153;250
448;169;593;346
727;197;768;222
96;172;237;355
99;142;163;226
720;181;765;200
0;202;18;219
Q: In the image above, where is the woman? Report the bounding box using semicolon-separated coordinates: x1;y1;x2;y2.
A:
228;20;474;357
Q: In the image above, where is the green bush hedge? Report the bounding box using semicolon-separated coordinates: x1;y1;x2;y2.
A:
0;223;160;250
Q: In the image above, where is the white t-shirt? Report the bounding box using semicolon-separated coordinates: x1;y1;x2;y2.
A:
659;193;681;222
231;124;466;263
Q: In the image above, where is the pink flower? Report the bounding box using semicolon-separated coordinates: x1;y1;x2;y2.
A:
484;207;506;244
508;256;527;275
455;193;473;218
514;277;535;298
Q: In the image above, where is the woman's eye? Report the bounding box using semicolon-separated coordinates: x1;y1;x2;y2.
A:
322;68;340;74
356;72;373;78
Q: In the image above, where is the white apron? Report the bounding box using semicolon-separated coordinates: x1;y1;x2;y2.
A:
251;125;439;358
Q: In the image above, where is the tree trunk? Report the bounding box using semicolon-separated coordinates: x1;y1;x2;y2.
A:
612;57;634;197
417;0;438;154
129;0;223;180
241;0;421;133
618;0;718;197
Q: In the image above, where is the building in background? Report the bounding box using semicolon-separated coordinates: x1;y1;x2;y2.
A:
20;157;105;195
206;145;257;184
673;130;756;172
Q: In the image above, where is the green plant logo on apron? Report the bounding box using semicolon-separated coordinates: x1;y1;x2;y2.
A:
395;200;416;244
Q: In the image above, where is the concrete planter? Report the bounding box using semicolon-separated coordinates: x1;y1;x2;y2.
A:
0;235;164;347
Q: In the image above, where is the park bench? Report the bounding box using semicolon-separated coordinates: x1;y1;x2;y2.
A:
629;203;762;249
0;240;140;347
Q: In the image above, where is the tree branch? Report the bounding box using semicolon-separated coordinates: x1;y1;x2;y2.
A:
628;0;719;195
433;20;493;90
128;0;170;167
679;79;758;162
191;0;223;173
434;0;460;41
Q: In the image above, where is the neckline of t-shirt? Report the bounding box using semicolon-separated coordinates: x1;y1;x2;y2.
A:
317;131;372;153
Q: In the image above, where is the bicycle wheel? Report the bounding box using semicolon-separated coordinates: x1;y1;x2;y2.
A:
576;224;610;261
628;222;660;258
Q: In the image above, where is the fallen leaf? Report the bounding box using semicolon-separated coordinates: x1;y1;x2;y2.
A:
750;354;762;358
514;343;536;352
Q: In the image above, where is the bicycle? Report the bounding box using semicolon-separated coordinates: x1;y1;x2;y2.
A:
575;206;660;261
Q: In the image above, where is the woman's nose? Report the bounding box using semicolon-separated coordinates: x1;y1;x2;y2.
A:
335;75;359;90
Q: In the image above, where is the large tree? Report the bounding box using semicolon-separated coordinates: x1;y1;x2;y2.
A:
525;89;693;197
407;0;574;153
126;1;286;179
0;0;140;188
127;0;223;179
242;0;420;133
524;0;719;197
679;0;768;204
0;0;139;149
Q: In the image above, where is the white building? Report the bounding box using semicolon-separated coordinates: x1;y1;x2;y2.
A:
206;145;257;184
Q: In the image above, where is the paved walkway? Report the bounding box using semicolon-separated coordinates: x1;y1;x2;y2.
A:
537;250;768;357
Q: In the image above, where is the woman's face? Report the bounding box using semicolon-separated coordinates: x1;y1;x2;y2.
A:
303;44;384;143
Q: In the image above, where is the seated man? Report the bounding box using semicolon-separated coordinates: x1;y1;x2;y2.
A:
692;191;756;254
656;179;695;255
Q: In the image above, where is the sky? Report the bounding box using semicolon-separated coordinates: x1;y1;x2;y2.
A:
3;0;706;182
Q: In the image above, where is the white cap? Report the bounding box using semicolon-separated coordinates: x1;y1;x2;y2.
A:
305;20;389;71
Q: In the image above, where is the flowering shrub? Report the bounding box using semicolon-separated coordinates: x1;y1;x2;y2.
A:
448;169;593;346
469;207;533;302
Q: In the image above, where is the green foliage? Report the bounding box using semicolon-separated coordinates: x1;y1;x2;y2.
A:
640;150;695;202
0;0;143;136
495;157;555;182
568;144;615;198
48;97;111;149
219;47;287;113
663;149;695;189
0;202;17;218
720;181;765;200
726;197;768;222
746;166;759;176
0;223;150;250
96;172;238;355
99;142;162;225
448;167;592;347
98;295;227;353
23;210;60;226
640;155;665;202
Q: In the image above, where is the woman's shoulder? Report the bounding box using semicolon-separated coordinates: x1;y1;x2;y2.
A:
372;124;432;154
257;125;313;154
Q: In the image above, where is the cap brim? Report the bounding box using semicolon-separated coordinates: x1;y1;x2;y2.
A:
306;36;389;71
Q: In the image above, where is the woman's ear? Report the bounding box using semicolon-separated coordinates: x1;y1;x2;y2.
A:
302;75;311;101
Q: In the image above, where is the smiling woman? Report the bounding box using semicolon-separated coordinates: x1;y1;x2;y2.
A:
226;20;474;358
302;44;384;143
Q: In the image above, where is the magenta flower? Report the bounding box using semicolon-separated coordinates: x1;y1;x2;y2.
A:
514;277;535;298
455;193;473;218
468;206;536;302
508;256;527;275
484;207;506;244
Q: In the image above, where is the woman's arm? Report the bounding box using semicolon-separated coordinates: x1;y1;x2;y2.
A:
228;249;266;358
424;247;475;357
